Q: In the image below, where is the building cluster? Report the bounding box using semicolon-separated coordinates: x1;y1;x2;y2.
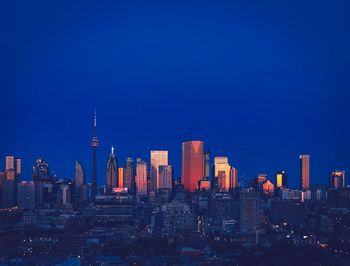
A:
0;113;349;265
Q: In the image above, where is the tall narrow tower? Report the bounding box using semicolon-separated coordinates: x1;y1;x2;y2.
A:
91;110;99;201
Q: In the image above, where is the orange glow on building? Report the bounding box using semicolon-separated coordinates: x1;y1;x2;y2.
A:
182;141;204;192
230;167;238;189
214;157;230;192
300;155;310;190
136;158;148;195
198;178;211;190
276;173;283;188
262;180;274;197
330;170;345;189
118;167;124;188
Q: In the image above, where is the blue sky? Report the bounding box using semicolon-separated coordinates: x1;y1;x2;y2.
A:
1;0;349;188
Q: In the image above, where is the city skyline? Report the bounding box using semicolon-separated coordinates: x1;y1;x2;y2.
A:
1;1;350;264
1;1;349;190
0;112;348;189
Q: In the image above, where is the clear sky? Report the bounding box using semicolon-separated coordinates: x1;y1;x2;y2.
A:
1;0;349;188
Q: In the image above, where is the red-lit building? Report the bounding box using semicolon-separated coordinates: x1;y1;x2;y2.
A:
182;141;204;192
300;155;310;190
230;167;238;189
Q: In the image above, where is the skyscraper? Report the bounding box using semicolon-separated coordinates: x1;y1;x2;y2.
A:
182;141;204;192
330;170;345;189
239;188;259;233
5;155;15;181
105;147;118;194
203;150;210;178
150;150;168;191
230;167;238;190
91;110;99;201
124;157;135;193
32;158;50;182
300;155;310;191
17;181;36;209
275;171;288;189
135;158;148;195
214;157;231;192
15;158;21;180
75;160;85;187
159;165;173;190
118;167;124;188
75;160;87;206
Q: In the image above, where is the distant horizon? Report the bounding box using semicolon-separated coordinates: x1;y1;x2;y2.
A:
1;1;349;189
0;113;346;189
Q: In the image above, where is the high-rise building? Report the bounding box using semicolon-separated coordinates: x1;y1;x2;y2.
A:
15;158;21;180
135;158;148;195
118;167;124;188
5;155;15;181
150;150;168;191
239;188;259;233
276;171;288;189
330;170;345;189
58;185;71;206
105;147;118;194
159;165;173;190
230;167;238;190
300;155;310;191
203;150;210;178
182;141;204;192
75;160;87;206
75;160;85;187
32;159;50;182
91;110;99;201
1;180;15;208
214;157;231;192
262;180;274;197
124;157;135;193
17;181;36;209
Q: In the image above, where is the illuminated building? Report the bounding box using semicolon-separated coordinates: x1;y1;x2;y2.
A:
150;150;168;191
105;147;118;194
198;177;211;191
230;167;238;189
275;171;288;189
182;141;204;192
330;170;345;189
123;157;135;193
158;165;172;190
91;109;99;201
203;150;210;178
257;174;267;184
300;155;310;190
214;157;231;192
5;155;15;181
118;167;124;188
262;180;274;197
135;158;148;195
32;159;50;182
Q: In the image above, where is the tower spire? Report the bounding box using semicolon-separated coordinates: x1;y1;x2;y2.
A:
93;109;97;136
91;109;99;202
